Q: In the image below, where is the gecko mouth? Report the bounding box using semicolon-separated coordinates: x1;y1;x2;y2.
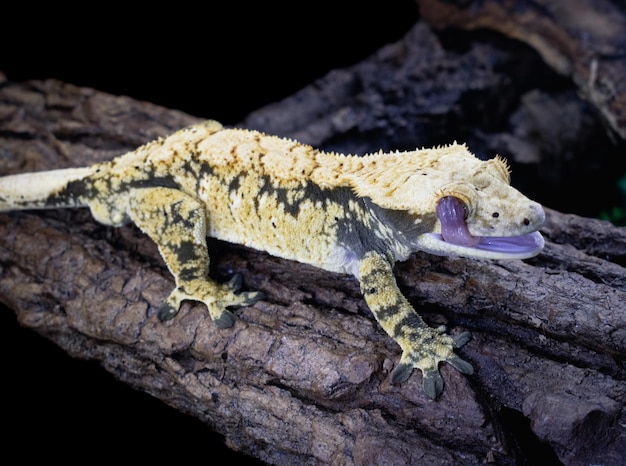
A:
435;196;544;259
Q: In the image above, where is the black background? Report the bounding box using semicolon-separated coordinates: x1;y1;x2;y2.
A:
2;2;419;463
3;2;418;123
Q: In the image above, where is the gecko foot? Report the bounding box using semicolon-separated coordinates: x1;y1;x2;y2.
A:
156;275;265;326
207;276;265;328
222;273;266;308
390;328;473;400
223;273;266;305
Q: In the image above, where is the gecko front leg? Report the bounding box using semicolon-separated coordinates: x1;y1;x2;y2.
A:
125;187;263;327
358;251;473;399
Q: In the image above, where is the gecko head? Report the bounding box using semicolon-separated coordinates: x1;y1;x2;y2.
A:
418;150;545;259
424;163;545;259
355;144;545;260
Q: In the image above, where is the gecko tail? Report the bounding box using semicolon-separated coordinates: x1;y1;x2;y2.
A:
0;167;95;212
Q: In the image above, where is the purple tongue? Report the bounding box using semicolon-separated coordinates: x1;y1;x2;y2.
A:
435;196;544;257
437;196;480;247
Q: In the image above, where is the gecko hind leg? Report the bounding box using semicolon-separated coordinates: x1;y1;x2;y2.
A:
125;187;264;327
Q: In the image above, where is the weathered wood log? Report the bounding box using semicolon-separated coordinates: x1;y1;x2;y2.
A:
2;16;626;466
416;0;626;140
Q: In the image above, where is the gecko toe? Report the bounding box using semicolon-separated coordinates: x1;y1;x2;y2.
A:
225;273;244;292
157;302;179;321
223;275;265;306
214;309;236;328
390;362;413;385
452;331;472;348
422;369;444;400
447;355;474;375
239;290;265;306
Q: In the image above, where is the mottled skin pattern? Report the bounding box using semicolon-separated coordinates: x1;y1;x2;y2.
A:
0;120;545;399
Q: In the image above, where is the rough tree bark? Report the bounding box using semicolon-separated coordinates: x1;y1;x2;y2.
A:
2;7;626;466
417;0;626;139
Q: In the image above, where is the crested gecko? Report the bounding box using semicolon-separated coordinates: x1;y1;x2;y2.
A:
0;120;545;399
